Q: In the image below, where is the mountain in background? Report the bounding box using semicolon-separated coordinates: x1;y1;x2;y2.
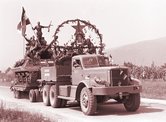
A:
110;37;166;66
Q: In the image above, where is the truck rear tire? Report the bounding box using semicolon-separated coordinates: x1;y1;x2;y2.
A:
34;89;40;102
124;93;140;112
43;85;51;106
29;89;36;102
80;87;97;115
50;85;62;108
60;99;67;107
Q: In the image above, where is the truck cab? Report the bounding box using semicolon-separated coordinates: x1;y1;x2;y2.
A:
72;54;112;86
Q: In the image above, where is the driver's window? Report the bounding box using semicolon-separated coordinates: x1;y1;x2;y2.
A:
73;59;82;68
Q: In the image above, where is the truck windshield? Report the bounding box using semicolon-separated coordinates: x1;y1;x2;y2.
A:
82;56;108;68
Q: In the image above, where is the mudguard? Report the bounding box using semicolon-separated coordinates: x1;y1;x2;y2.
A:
130;77;142;85
75;79;94;101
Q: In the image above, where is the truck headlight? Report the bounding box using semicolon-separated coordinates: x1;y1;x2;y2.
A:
94;77;109;86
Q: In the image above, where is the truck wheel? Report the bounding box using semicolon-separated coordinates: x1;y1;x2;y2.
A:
49;85;62;108
80;87;97;115
124;93;140;112
14;90;21;99
34;89;40;102
29;89;36;102
43;85;51;106
61;100;67;107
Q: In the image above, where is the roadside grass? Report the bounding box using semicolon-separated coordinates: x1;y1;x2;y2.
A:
141;79;166;100
0;102;51;122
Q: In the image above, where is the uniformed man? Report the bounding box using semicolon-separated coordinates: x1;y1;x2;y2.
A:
32;21;51;41
83;38;96;54
23;35;39;58
23;35;36;52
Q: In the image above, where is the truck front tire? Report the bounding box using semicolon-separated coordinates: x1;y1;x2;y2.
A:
80;87;97;115
124;93;140;112
43;85;51;106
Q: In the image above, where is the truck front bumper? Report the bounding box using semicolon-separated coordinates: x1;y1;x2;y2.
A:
92;85;142;95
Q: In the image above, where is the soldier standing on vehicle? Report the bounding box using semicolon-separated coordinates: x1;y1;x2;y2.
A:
32;21;51;42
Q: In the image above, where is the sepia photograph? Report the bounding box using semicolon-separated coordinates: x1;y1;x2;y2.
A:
0;0;166;121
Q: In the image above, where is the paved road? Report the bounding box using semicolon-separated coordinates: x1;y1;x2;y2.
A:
0;86;166;122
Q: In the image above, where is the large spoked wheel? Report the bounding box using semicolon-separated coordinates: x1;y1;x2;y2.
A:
43;85;51;106
29;89;36;102
124;93;140;112
49;85;62;108
80;87;97;115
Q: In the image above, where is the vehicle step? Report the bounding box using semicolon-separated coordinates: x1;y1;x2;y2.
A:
58;96;75;101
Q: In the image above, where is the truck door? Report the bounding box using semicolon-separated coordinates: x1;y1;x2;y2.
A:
72;59;83;85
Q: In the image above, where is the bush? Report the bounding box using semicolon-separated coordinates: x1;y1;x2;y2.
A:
141;79;166;100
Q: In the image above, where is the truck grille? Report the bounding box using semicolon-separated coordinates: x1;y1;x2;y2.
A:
111;69;129;86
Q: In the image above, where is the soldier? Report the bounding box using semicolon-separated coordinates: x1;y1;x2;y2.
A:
71;33;85;48
40;37;47;46
23;35;39;58
32;21;51;41
76;33;85;46
83;38;96;54
23;35;34;51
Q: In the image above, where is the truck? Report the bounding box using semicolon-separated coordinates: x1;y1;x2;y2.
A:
11;19;142;115
38;54;142;115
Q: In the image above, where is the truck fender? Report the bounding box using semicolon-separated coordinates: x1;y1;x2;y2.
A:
130;77;142;85
75;80;92;101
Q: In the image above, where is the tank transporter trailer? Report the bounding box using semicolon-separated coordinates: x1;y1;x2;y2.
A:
11;19;142;115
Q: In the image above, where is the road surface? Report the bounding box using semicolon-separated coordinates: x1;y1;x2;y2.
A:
0;86;166;122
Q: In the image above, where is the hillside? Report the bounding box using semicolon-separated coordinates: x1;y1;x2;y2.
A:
110;37;166;66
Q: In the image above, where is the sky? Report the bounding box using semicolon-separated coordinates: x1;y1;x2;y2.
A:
1;0;166;71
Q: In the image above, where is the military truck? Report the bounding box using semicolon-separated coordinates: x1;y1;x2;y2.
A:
11;19;142;115
36;54;141;115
